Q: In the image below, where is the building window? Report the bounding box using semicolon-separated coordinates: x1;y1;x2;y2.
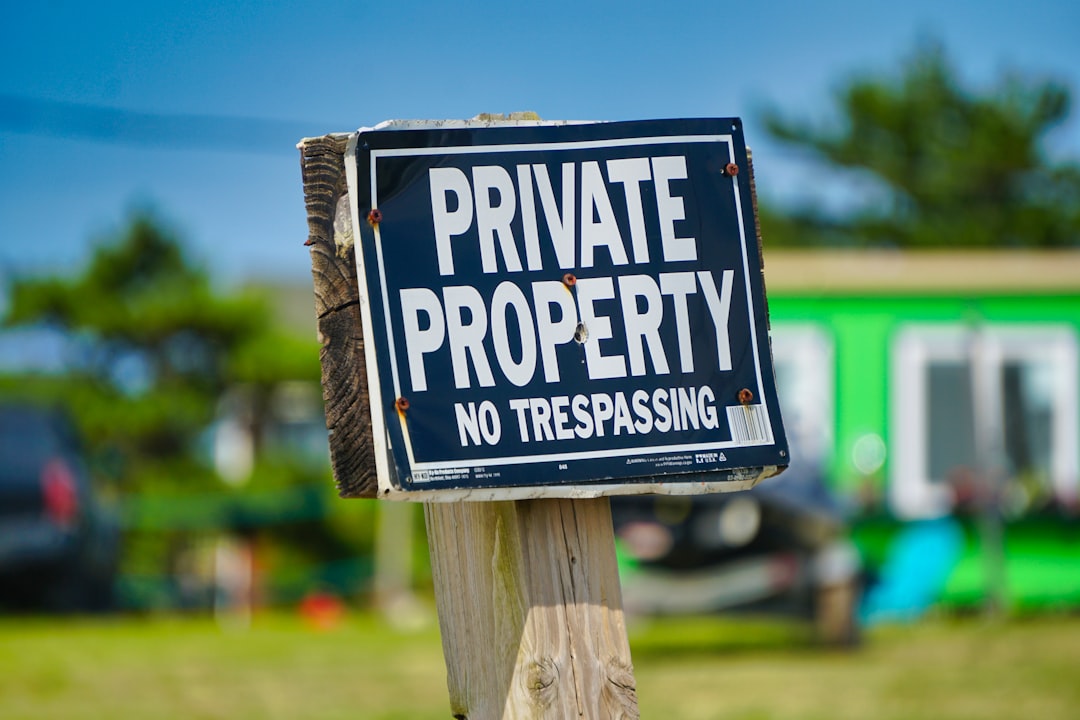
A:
770;324;834;478
892;325;1078;519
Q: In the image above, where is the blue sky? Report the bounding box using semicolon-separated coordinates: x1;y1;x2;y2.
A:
2;0;1078;290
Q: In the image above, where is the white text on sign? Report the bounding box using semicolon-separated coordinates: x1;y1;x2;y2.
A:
400;155;737;392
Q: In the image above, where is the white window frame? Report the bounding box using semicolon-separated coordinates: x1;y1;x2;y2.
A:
891;324;1079;519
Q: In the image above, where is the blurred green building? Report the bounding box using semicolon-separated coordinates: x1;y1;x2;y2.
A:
765;248;1080;612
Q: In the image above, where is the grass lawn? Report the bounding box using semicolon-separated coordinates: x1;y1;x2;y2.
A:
2;610;1079;719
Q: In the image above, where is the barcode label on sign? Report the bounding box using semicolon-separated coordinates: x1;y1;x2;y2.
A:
726;404;771;444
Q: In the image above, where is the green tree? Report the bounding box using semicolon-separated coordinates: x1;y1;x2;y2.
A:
4;213;315;478
760;41;1080;248
1;212;371;608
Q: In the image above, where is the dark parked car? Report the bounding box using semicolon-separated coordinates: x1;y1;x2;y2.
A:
611;465;861;644
0;404;119;611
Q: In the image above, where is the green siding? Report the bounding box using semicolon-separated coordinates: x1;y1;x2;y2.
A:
769;292;1080;502
832;313;892;493
767;290;1080;609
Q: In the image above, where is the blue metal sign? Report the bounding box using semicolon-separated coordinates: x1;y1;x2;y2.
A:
346;118;788;497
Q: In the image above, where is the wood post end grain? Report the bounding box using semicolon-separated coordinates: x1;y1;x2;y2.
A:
299;133;378;498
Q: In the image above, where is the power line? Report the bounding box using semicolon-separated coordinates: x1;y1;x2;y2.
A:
0;93;327;156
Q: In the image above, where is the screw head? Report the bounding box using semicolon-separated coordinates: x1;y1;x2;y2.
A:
367;208;383;226
738;388;754;404
724;163;740;177
395;396;410;412
562;273;577;287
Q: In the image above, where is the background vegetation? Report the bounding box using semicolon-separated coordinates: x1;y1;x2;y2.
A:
759;41;1080;249
1;212;382;609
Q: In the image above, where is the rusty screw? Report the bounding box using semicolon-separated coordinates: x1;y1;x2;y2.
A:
724;163;740;177
395;396;410;412
562;273;577;287
738;388;754;405
367;208;383;226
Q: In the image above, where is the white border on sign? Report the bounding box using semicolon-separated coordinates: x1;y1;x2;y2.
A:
345;133;392;488
356;131;776;485
383;465;780;503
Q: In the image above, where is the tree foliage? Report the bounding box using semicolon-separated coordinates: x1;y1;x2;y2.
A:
0;213;364;608
761;41;1080;248
3;213;318;481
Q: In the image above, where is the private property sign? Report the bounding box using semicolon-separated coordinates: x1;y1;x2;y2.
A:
344;118;788;499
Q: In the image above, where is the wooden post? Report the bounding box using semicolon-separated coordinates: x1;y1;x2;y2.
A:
426;499;636;719
299;134;638;719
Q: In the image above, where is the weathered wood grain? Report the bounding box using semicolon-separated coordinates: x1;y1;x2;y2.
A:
299;134;377;498
425;498;638;719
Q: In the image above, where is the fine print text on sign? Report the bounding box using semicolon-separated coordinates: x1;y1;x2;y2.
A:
344;118;788;499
